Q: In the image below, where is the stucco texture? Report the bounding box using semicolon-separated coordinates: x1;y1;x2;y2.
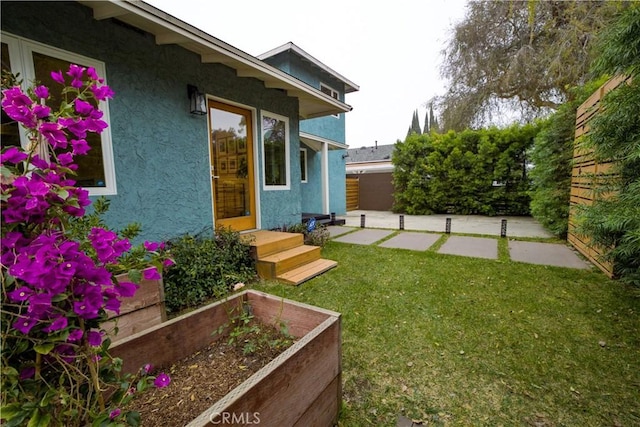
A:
2;1;301;241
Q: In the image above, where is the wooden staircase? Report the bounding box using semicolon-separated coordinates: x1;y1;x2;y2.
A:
243;230;337;285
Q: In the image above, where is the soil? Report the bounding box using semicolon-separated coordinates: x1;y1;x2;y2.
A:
124;321;294;426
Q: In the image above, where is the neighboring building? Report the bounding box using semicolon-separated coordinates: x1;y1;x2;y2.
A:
346;143;396;211
259;42;359;218
1;1;358;241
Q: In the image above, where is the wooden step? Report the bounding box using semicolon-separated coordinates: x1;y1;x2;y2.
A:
256;245;321;279
277;259;338;286
243;230;304;259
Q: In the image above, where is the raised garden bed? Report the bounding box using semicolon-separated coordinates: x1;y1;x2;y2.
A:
110;289;342;426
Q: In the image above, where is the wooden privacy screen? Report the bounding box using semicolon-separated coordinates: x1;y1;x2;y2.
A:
346;177;359;211
568;75;630;278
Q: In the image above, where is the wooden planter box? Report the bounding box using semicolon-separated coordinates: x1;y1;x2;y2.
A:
102;269;167;342
110;290;342;427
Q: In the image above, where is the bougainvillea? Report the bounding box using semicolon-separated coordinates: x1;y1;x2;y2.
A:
1;65;172;426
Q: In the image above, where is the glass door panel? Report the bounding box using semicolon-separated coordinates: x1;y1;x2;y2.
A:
209;101;255;231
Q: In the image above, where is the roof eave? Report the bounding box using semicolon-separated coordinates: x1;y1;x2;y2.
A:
76;0;352;118
258;42;360;94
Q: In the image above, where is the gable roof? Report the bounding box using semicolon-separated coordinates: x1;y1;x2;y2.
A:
346;144;395;163
76;1;352;119
258;42;359;94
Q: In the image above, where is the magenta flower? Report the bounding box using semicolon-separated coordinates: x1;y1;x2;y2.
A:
34;85;49;99
1;146;28;165
86;330;103;347
74;99;94;116
13;317;38;334
67;329;83;342
50;70;65;84
143;241;160;251
115;281;138;298
90;85;114;101
142;363;153;374
38;122;67;149
7;286;33;302
87;67;99;81
109;409;121;420
143;268;161;281
19;367;36;381
70;139;90;155
153;372;171;388
73;292;102;319
57;152;74;166
163;258;175;267
32;104;51;119
58;117;87;139
43;315;68;333
1;86;37;128
88;228;131;264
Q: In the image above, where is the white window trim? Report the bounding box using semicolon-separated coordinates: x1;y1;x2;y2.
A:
300;148;308;183
261;111;290;191
320;83;340;118
2;31;117;196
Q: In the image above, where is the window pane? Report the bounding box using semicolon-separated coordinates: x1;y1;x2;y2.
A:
32;52;107;187
1;42;22;150
300;150;306;182
263;115;287;186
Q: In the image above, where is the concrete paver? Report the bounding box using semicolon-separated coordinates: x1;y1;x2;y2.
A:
509;241;591;269
327;210;596;270
332;229;394;245
379;232;440;251
326;225;356;238
437;236;498;259
338;210;552;238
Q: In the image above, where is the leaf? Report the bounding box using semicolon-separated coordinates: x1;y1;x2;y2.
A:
26;408;49;427
127;269;142;284
0;404;23;420
33;343;55;355
126;411;141;426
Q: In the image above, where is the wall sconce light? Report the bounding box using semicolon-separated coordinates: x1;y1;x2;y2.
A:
187;84;206;115
342;153;350;159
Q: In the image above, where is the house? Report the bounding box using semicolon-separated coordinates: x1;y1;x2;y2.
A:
346;142;396;211
1;0;358;242
259;42;359;223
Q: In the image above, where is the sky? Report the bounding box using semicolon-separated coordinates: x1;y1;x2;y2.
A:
145;0;470;148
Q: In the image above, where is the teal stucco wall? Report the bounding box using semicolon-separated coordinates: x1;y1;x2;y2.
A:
2;1;301;241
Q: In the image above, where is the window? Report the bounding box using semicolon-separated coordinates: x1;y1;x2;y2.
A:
320;83;340;118
261;112;289;189
1;32;116;195
300;148;307;183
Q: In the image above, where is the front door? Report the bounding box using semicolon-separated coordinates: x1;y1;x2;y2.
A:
209;100;256;231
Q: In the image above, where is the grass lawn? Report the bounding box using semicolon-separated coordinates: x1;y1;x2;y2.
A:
251;238;640;426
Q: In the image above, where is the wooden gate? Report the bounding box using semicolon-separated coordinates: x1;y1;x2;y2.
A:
346;177;359;211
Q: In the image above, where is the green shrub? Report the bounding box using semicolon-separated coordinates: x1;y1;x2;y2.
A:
277;222;330;247
393;125;538;216
528;80;605;238
163;227;256;313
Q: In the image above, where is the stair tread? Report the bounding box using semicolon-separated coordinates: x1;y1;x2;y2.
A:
259;244;320;263
243;230;304;258
277;259;338;285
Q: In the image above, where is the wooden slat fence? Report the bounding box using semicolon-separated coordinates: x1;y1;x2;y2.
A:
346;177;359;211
568;75;630;278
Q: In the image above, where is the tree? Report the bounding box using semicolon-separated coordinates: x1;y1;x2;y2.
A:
437;0;625;131
423;108;430;134
429;104;439;133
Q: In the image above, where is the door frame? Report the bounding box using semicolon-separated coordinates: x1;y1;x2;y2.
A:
207;96;260;232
